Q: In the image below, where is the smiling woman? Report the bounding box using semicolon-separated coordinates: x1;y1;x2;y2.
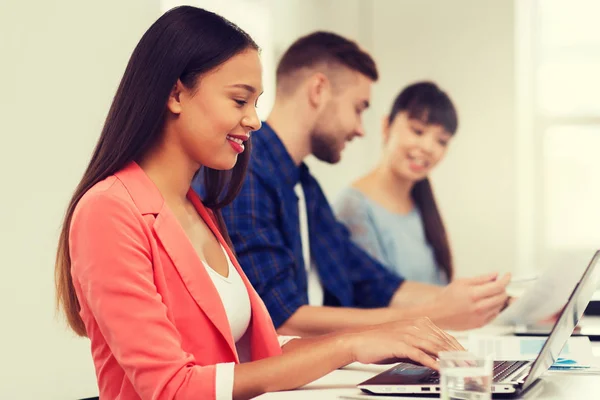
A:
54;8;462;400
335;82;459;286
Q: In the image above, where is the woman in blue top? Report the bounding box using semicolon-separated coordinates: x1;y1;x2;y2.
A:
335;81;457;286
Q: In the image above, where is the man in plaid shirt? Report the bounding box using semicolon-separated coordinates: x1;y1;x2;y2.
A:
196;32;510;336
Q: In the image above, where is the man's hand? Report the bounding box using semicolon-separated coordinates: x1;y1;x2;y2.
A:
432;273;511;330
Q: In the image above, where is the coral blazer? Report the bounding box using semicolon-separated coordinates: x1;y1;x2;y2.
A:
69;162;281;400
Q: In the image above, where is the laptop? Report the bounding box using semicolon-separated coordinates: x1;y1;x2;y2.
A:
357;250;600;397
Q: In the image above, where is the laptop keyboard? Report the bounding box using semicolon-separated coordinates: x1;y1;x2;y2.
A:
491;361;529;382
419;361;529;384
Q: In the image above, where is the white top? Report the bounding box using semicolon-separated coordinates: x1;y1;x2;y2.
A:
202;245;252;344
334;187;448;285
294;183;324;306
203;245;251;400
205;245;299;399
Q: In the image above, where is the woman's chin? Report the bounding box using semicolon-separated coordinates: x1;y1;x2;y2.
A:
204;156;238;171
394;168;425;183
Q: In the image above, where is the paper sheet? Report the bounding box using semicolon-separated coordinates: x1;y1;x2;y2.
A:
494;260;588;325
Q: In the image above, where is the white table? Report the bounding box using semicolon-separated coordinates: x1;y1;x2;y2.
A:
257;360;600;399
258;330;600;400
258;320;600;399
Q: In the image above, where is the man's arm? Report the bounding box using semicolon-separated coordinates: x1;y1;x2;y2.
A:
278;304;438;337
278;276;510;336
389;273;512;330
389;281;441;307
278;276;509;336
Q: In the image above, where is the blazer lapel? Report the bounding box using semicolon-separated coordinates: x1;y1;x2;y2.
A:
114;163;280;363
186;190;259;303
114;163;238;360
187;190;282;360
153;204;238;361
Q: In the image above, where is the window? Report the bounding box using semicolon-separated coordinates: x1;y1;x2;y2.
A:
517;0;600;273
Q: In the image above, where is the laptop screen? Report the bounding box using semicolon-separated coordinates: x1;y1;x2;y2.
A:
521;250;600;390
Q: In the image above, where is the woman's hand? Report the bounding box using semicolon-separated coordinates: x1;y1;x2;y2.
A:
346;317;464;370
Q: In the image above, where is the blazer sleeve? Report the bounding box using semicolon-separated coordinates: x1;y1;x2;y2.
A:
70;191;218;400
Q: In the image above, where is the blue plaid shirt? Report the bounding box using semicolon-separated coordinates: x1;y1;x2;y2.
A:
195;123;404;328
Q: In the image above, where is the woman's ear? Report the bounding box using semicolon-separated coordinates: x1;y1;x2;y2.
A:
382;115;391;144
166;79;185;115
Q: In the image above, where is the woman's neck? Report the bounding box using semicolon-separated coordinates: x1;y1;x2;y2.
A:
138;140;200;207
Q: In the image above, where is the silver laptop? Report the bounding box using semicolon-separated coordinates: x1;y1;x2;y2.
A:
358;250;600;397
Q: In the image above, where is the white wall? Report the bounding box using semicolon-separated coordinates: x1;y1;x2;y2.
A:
0;1;160;398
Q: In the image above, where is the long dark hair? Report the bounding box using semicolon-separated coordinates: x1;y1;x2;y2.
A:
388;81;458;281
55;6;258;336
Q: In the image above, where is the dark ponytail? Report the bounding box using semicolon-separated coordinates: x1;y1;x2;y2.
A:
388;81;458;280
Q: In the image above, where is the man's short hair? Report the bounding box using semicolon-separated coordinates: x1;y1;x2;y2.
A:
276;31;378;92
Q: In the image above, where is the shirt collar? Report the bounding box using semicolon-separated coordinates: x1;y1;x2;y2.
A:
257;121;309;187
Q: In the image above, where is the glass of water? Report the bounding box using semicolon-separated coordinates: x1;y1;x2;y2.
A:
439;351;493;400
